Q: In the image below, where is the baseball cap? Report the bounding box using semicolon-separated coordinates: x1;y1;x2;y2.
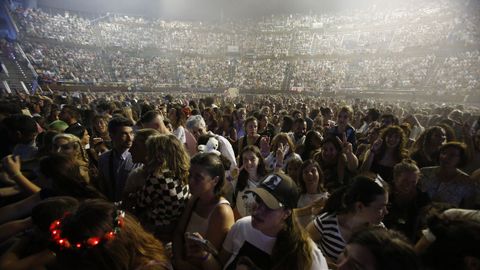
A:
249;173;299;210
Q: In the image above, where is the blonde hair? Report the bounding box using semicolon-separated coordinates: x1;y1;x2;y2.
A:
145;134;190;184
53;133;89;165
338;105;354;119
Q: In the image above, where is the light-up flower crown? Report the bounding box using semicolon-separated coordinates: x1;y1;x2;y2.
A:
50;209;125;250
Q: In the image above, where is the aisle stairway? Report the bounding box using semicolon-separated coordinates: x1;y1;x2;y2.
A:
0;43;35;94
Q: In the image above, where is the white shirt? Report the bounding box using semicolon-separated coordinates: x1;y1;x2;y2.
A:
223;216;328;270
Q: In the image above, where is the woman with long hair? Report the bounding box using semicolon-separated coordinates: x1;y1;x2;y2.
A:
306;176;389;264
315;136;358;192
173;153;234;270
232;145;267;220
132;134;190;241
295;160;329;228
91;114;111;149
298;130;323;161
52;133;93;183
410;126;447;168
215;114;237;147
328;106;357;150
51;199;171;270
237;116;262;152
202;107;218;132
168;105;187;144
361;126;409;183
64;125;98;163
193;173;328;270
264;133;301;172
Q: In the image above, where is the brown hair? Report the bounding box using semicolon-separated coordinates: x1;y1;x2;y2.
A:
145;134;190;185
53;199;169;270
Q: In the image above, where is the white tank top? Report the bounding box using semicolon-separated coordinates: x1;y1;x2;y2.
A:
185;198;230;237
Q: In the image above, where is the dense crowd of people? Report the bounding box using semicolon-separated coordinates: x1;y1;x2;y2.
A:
0;0;479;268
4;0;477;94
0;90;478;269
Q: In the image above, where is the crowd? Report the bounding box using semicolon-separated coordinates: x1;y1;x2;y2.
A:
13;1;480;53
3;0;477;94
0;90;479;269
19;40;480;95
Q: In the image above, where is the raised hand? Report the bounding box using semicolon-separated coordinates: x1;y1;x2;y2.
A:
259;136;270;154
2;155;22;177
336;133;353;155
370;138;383;153
276;142;286;168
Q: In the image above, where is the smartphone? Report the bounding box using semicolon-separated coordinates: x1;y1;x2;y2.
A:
185;233;218;256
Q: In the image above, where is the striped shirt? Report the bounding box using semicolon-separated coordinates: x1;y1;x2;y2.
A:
313;212;346;262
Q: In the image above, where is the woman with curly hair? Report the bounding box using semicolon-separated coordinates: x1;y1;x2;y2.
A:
361;126;409;183
50;199;171;270
131;134;190;241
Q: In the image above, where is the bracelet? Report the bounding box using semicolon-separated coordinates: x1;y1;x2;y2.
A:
199;252;210;262
11;171;22;178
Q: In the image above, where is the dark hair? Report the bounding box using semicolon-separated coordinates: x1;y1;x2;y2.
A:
376;125;408;162
322;176;388;214
320;107;333;116
3;114;38;135
36;130;60;157
380;113;398;125
293;117;306;126
137;110;160;126
320;136;343;160
437;123;456;142
169;105;186;128
108;116;134;134
438;141;468;167
53;199;169;270
348;227;420;270
190;153;229;198
301;130;323;160
298;159;325;194
281;116;294;132
423;217;480;270
62;105;81;121
367;108;381;121
243;116;258;130
235;146;267;202
65;125;88;140
221;114;234;128
31;196;80;232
